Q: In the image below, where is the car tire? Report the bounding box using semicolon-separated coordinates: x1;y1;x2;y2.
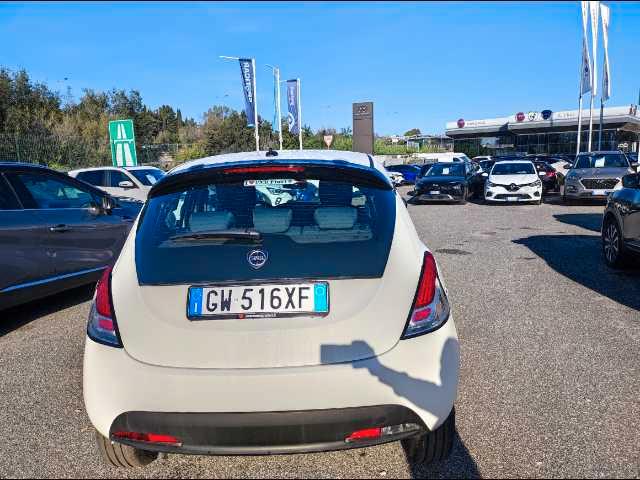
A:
95;430;158;468
602;218;626;268
402;408;455;466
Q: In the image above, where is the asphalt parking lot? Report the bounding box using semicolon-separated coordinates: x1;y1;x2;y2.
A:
1;189;639;479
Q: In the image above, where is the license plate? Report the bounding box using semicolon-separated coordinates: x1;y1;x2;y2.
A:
429;190;440;195
187;283;329;319
592;189;610;196
507;196;518;201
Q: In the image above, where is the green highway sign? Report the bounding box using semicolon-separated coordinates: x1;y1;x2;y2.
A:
109;119;137;167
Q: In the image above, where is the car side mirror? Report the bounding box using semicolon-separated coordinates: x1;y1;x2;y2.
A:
622;173;640;189
118;180;135;189
101;195;115;213
481;172;488;177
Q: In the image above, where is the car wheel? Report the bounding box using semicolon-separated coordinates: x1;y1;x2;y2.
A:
402;408;455;466
602;218;626;268
95;430;158;468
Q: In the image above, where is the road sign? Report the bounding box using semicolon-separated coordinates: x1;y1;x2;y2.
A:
323;135;333;148
109;119;137;167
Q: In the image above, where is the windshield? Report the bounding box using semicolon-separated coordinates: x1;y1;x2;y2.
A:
425;164;465;177
480;161;495;171
136;167;396;284
574;154;629;169
129;168;165;186
491;162;535;175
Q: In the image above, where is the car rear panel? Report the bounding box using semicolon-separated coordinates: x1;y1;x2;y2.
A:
112;162;425;369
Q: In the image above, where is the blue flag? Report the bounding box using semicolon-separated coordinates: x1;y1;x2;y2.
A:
286;79;300;135
239;58;256;127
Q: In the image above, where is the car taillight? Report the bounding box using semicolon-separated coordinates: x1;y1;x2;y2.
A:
545;171;556;177
345;424;421;443
87;267;122;348
402;252;451;339
223;165;305;174
113;431;182;447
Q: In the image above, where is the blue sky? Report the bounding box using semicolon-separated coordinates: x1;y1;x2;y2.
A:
1;1;639;135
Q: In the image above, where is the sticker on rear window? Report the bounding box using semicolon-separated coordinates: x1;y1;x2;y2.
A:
594;158;605;168
244;179;296;187
442;168;450;175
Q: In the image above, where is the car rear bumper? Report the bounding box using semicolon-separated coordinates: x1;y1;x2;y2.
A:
485;186;541;202
108;405;427;456
84;315;459;448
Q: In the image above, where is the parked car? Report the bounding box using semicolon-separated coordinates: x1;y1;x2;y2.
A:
68;166;165;201
0;162;142;310
385;170;405;187
385;164;421;184
601;171;640;267
472;156;493;163
532;161;560;193
413;152;473;165
411;161;482;203
563;151;635;203
484;160;542;204
83;149;459;469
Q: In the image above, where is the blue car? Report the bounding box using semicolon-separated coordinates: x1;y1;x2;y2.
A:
385;164;422;184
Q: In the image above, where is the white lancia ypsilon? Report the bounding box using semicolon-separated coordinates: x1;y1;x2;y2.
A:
83;150;459;468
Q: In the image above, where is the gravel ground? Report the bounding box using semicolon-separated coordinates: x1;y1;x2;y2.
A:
1;190;639;478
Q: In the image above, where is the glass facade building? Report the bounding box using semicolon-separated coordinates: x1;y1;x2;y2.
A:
446;106;640;158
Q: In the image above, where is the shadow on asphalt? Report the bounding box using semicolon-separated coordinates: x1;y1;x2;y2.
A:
553;213;603;233
0;284;94;337
514;234;640;311
411;431;480;479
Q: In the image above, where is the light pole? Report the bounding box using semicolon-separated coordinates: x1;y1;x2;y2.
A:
220;55;259;151
266;64;283;150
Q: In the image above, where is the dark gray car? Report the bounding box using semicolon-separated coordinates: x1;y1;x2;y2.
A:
562;151;637;203
0;163;143;310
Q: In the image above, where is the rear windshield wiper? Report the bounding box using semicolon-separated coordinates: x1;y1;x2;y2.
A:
169;229;262;243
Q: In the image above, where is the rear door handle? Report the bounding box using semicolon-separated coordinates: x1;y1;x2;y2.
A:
49;224;71;233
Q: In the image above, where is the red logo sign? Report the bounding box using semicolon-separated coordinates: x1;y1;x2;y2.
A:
457;118;465;128
516;112;525;122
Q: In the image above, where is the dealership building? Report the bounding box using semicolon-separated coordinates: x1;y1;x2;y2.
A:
445;105;640;157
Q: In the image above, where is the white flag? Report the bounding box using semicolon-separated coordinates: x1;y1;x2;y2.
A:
600;2;611;102
580;1;592;95
590;1;600;96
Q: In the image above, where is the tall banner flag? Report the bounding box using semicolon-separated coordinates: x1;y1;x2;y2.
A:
580;1;592;95
286;79;300;135
600;2;611;102
239;58;257;127
589;1;600;97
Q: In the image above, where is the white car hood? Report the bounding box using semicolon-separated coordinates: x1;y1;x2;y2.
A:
489;174;538;185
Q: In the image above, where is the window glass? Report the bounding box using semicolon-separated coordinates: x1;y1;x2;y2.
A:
491;162;536;175
0;176;21;210
10;172;97;209
135;170;396;285
109;170;134;187
574;154;629;169
76;170;106;186
129;168;165;186
426;164;465;177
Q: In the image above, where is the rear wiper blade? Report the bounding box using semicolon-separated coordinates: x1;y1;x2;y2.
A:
169;229;262;243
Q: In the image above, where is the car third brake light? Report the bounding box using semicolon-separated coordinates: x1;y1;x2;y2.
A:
87;267;123;348
402;252;451;339
223;165;305;174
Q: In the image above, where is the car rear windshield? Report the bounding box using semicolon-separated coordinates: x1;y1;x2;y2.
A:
574;153;629;169
129;168;165;186
491;163;535;175
135;166;396;284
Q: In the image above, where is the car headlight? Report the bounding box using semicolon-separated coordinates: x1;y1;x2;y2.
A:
527;179;542;187
486;181;496;188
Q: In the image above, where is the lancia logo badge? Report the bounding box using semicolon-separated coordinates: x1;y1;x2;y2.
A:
247;249;268;269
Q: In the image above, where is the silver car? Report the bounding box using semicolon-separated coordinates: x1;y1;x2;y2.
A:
563;151;637;202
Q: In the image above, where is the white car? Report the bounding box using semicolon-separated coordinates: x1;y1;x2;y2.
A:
385;170;405;187
484;160;543;204
69;166;165;201
83;149;459;468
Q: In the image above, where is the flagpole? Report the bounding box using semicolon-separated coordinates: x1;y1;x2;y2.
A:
598;98;604;150
276;68;282;150
587;1;600;152
252;58;259;152
297;78;303;150
577;65;584;156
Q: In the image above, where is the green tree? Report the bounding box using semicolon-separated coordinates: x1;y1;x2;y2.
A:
404;128;421;137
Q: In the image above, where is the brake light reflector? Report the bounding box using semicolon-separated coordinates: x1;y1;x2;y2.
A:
113;431;182;447
223;165;305;174
87;266;122;348
402;252;451;339
345;428;382;442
